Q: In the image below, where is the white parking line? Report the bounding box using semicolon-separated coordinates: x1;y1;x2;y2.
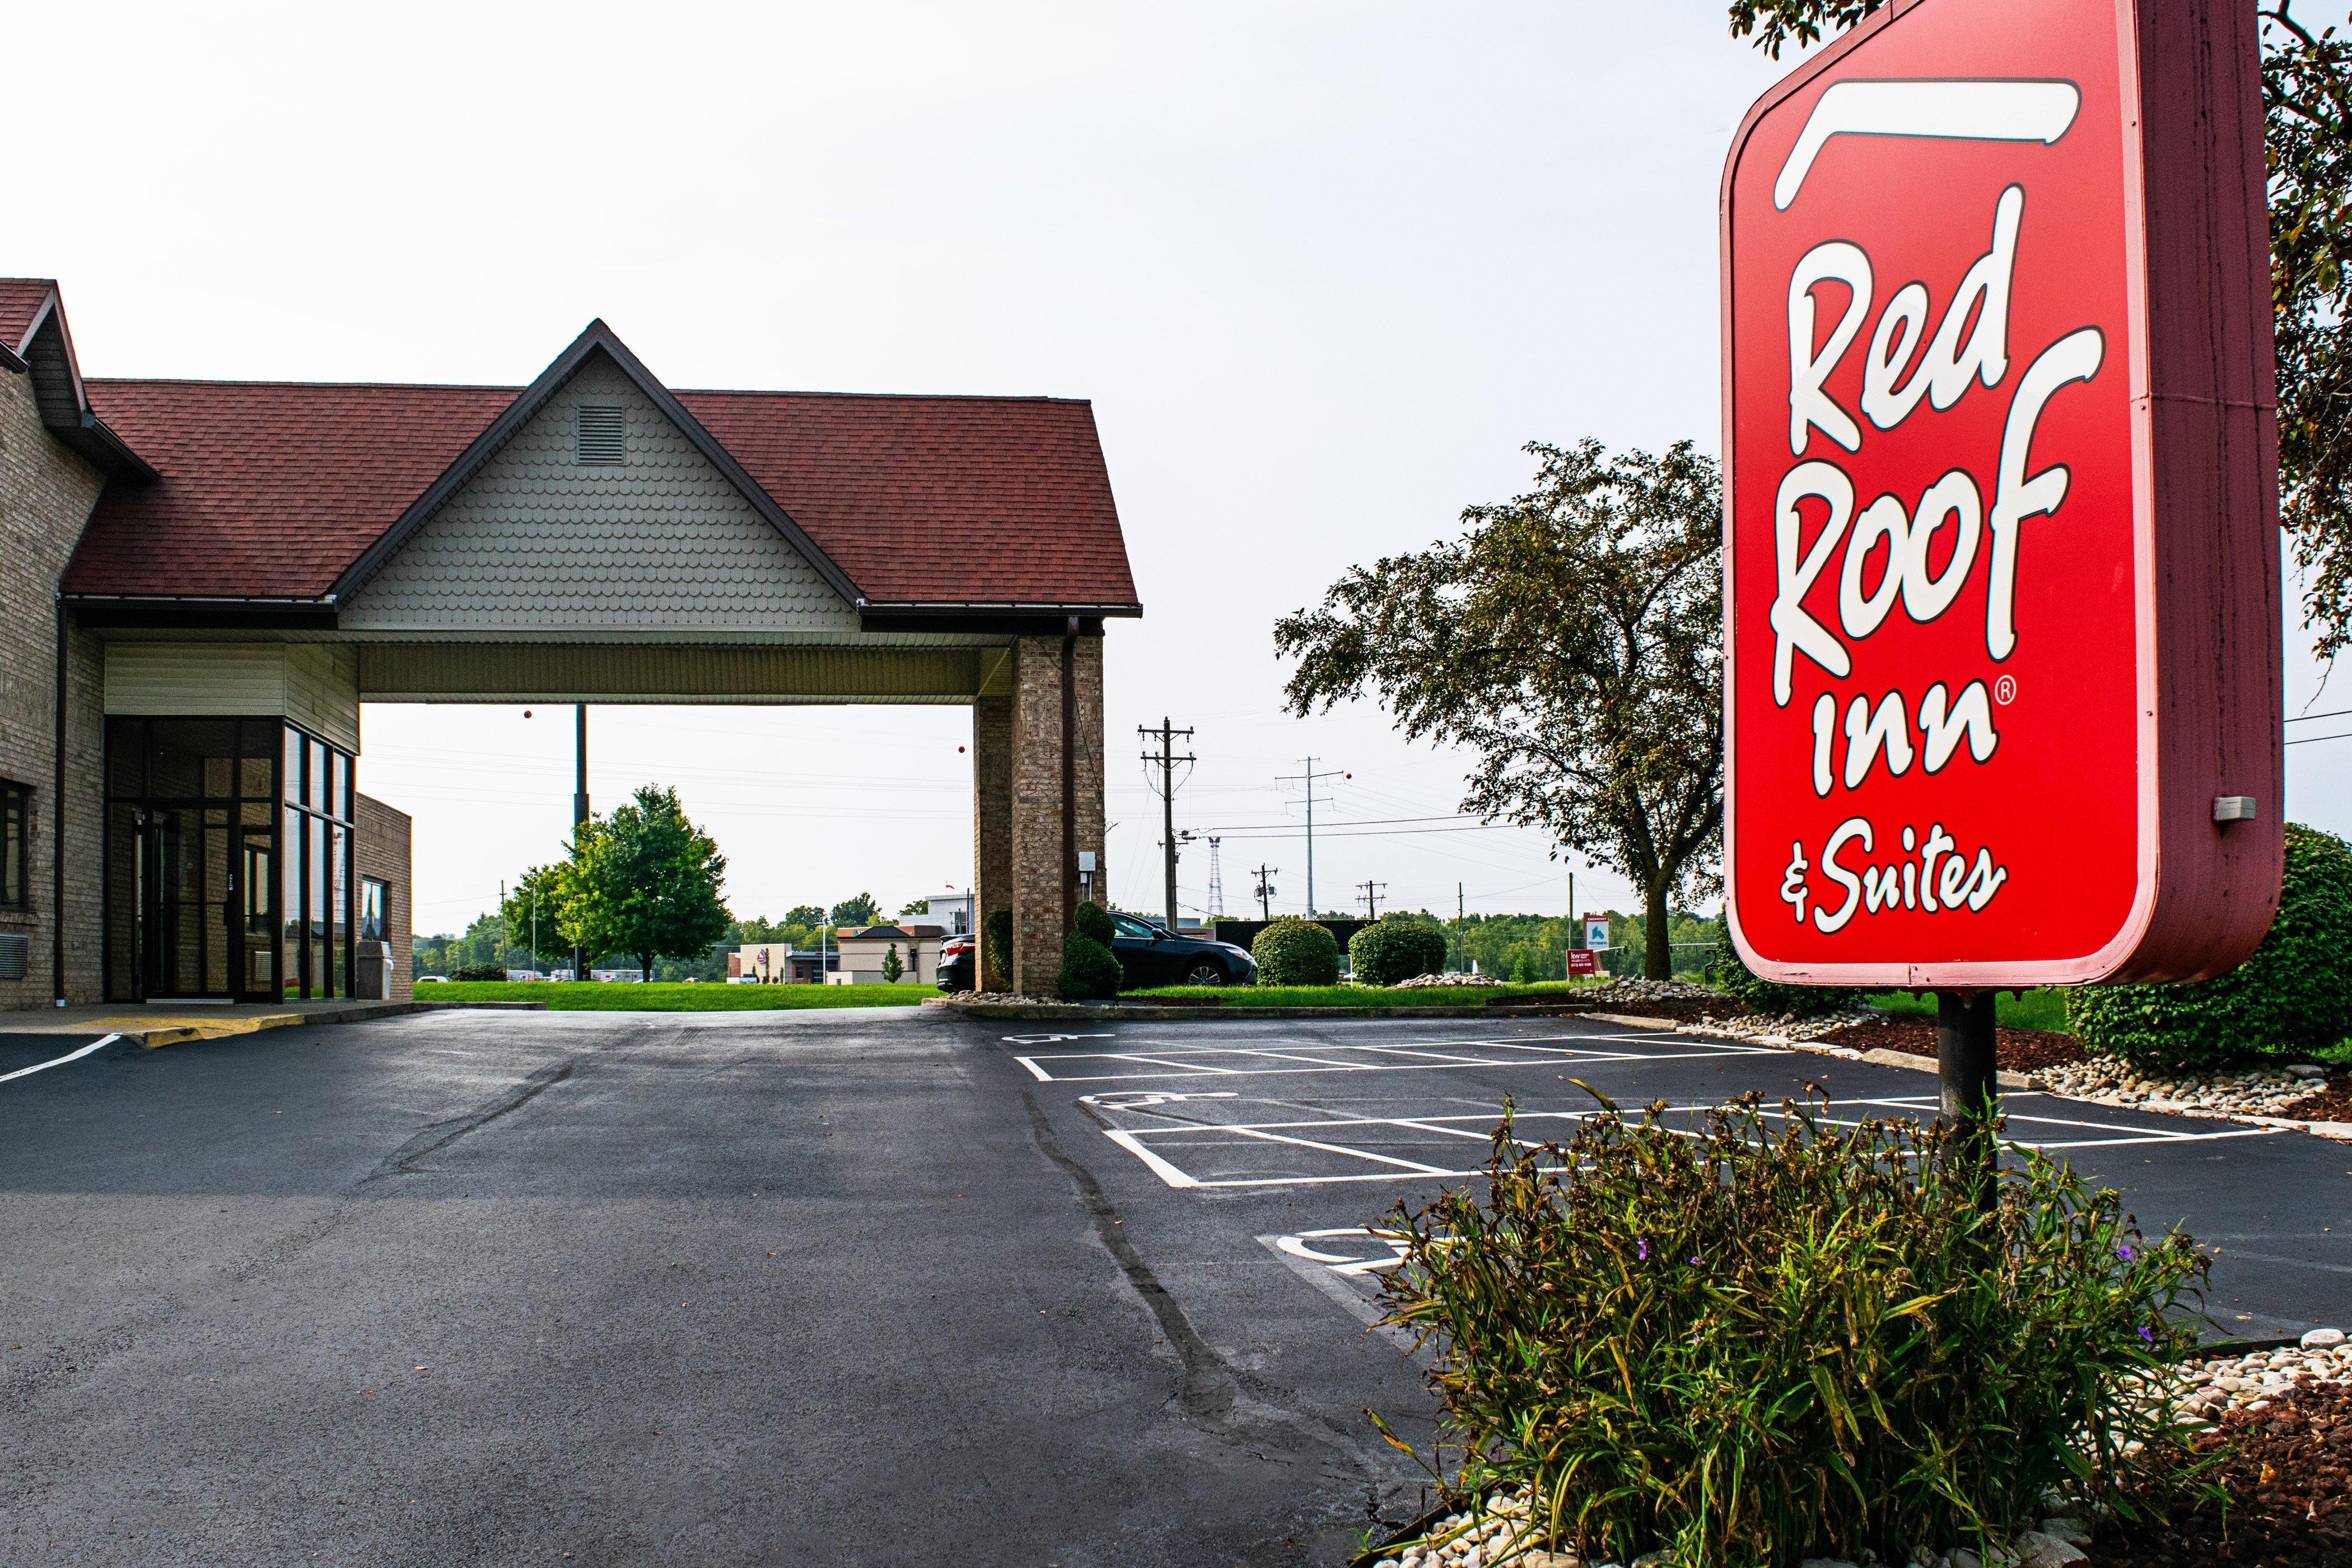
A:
1100;1095;2283;1191
0;1033;123;1085
1020;1033;1776;1084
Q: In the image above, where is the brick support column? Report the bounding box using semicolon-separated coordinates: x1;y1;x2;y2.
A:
1008;631;1108;997
972;684;1013;990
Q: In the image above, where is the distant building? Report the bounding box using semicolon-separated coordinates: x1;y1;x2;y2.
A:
828;924;945;984
922;894;973;934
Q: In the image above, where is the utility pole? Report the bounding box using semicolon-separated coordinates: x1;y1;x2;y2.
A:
572;704;589;983
1275;758;1344;915
1252;864;1278;920
1357;880;1386;920
1140;718;1197;930
1457;882;1466;974
1205;836;1224;919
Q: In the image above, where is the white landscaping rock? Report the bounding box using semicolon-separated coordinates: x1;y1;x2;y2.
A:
2302;1327;2345;1348
2014;1530;2088;1567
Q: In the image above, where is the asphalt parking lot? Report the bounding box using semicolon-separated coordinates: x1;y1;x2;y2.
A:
2;1007;2346;1567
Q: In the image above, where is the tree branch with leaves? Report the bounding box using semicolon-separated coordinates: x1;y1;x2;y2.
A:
1275;440;1723;979
1729;0;2352;659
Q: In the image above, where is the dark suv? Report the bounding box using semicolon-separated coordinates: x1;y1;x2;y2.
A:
932;916;1257;991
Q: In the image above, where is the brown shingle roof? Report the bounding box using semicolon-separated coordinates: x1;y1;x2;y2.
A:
63;372;1138;610
0;278;56;356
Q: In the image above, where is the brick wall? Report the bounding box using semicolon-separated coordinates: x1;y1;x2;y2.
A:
972;685;1013;987
1006;631;1107;997
0;363;105;1010
354;793;413;1002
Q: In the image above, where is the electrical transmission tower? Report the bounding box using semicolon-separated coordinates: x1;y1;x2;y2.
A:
1252;864;1278;919
1206;836;1224;918
1139;718;1197;929
1357;880;1387;920
1274;758;1345;916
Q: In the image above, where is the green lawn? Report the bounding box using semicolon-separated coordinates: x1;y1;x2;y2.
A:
1119;980;1608;1008
413;981;934;1010
1873;987;2073;1032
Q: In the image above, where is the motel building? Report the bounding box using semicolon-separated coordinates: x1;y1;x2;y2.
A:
0;279;1137;1014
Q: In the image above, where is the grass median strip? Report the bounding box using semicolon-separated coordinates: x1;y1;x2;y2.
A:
413;981;935;1011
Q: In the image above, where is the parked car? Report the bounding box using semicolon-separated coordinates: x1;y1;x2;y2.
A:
417;975;450;984
1107;912;1256;988
936;932;976;993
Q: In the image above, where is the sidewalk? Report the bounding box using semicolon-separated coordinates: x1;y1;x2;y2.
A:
0;997;543;1049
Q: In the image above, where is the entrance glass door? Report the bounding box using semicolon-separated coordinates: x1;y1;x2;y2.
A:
139;806;234;999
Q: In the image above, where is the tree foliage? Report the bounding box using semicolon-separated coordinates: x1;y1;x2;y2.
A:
1275;440;1723;979
829;892;879;928
564;785;734;983
498;863;575;968
1728;0;2352;657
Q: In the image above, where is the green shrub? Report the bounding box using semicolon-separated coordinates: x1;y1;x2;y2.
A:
454;962;508;982
1056;932;1122;1001
1351;917;1450;986
1511;950;1542;984
1253;916;1340;986
983;908;1012;990
2068;823;2352;1070
1707;927;1866;1018
1376;1096;2209;1568
1075;900;1116;944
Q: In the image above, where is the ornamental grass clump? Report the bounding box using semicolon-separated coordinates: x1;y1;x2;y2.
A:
1374;1093;2211;1568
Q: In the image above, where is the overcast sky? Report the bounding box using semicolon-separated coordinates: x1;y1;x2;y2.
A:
17;3;2346;935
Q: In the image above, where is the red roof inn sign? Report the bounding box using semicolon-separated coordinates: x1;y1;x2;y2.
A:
1722;0;2284;990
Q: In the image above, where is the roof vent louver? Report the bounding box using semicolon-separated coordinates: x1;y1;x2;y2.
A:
575;404;626;466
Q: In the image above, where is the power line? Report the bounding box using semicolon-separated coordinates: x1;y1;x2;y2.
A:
1197;812;1475;832
2285;731;2350;746
1273;758;1345;913
2285;707;2351;724
1140;718;1197;928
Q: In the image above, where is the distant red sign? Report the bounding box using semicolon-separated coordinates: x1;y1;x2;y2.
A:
1721;0;2283;988
1566;949;1598;978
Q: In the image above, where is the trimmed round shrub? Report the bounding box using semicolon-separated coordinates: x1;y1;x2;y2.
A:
1075;900;1116;944
1350;917;1450;986
2067;822;2352;1070
1253;916;1341;986
1707;927;1866;1018
1057;932;1122;1001
983;908;1013;990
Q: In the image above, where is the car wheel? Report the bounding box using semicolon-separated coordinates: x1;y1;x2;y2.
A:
1181;960;1226;987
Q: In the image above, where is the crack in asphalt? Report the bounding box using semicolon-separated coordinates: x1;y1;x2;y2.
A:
1024;1086;1394;1502
361;1057;580;1182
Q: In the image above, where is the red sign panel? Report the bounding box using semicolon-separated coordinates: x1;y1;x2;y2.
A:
1722;0;2283;988
1567;948;1598;978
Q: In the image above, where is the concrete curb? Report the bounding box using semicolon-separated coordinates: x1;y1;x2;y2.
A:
124;999;545;1050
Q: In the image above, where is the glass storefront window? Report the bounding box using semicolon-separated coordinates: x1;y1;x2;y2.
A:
106;717;356;1004
360;879;388;942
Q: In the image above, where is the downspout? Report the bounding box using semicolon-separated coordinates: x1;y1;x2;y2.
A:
1062;615;1077;929
53;598;68;1006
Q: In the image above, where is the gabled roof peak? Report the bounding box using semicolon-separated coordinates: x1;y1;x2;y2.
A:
328;319;865;608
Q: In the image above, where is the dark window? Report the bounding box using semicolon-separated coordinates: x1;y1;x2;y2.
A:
0;780;29;910
1110;913;1157;940
360;879;389;943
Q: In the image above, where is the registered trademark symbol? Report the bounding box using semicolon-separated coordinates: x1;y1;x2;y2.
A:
1994;675;2017;705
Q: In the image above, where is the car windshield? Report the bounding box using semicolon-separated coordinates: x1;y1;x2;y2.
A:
1111;914;1159;939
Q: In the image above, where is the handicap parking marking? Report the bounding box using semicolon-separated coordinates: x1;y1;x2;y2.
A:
1257;1226;1422;1346
1095;1090;2283;1192
1016;1030;1780;1085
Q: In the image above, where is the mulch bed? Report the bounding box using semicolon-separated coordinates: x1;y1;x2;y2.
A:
2278;1072;2352;1123
1817;1013;2090;1072
2087;1383;2352;1566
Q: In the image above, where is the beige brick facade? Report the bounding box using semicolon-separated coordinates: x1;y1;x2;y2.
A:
972;687;1014;987
0;361;105;1007
1006;632;1106;997
354;794;413;1002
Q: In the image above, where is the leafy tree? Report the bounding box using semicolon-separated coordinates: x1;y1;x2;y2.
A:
1276;441;1722;979
881;943;904;983
899;896;933;917
784;905;825;928
566;785;734;983
829;892;879;928
498;862;575;969
1728;0;2352;657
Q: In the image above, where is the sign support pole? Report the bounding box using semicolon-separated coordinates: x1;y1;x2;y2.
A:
1935;991;1999;1179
